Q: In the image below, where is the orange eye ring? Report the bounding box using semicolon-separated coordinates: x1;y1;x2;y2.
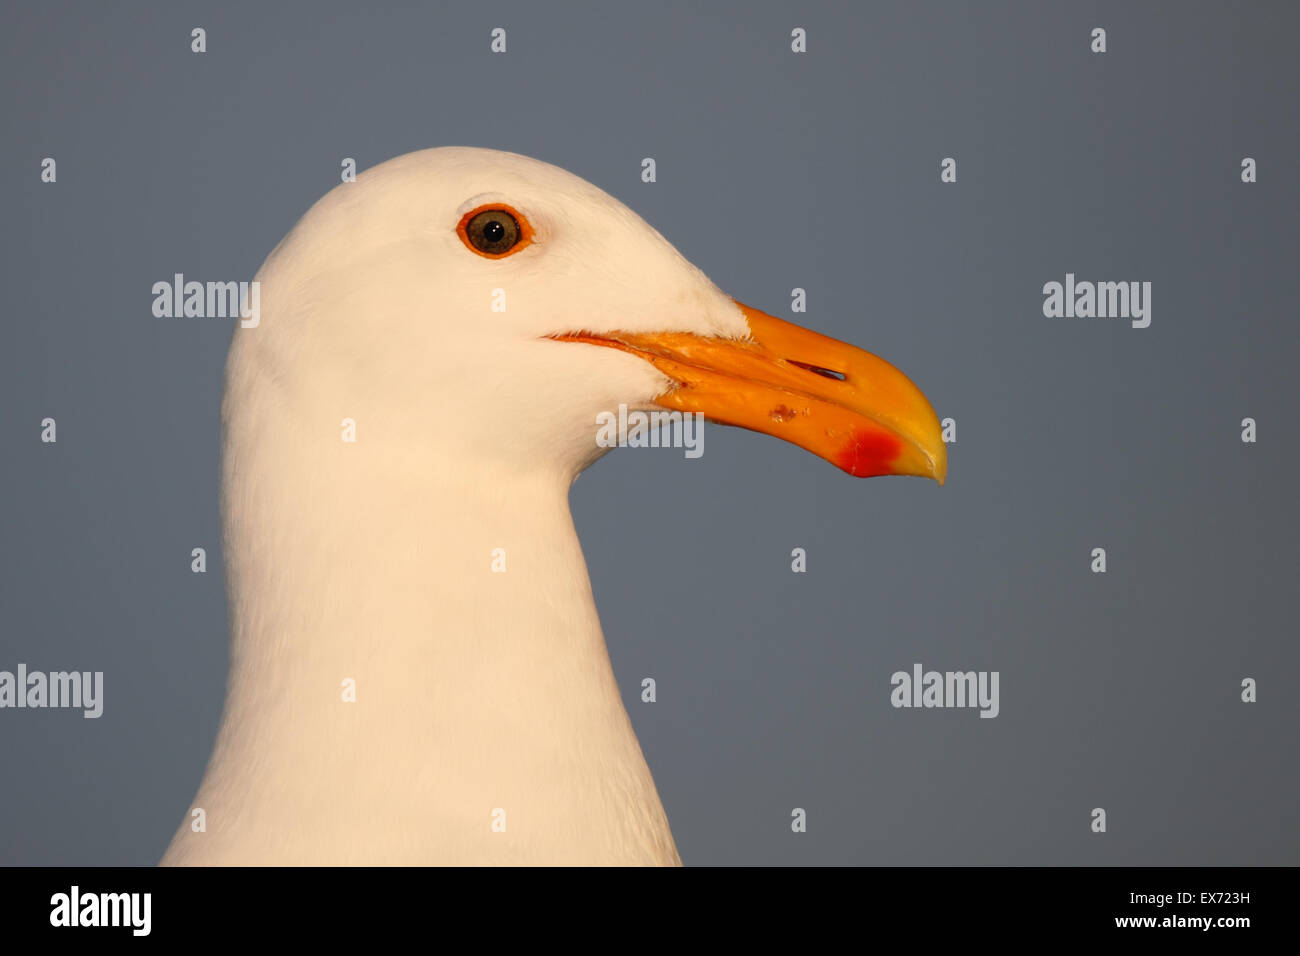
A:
456;203;535;259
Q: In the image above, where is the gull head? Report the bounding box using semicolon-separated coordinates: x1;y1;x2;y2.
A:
233;146;946;483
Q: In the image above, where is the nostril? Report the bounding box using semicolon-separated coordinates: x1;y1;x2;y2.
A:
789;359;846;382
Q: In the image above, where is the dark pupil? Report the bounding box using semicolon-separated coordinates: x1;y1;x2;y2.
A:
469;210;519;253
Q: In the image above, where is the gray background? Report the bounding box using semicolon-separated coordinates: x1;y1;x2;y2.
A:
1;1;1296;865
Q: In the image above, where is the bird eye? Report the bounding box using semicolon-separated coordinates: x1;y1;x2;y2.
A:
457;204;533;258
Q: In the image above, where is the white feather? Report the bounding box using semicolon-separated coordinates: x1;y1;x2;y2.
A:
162;147;752;865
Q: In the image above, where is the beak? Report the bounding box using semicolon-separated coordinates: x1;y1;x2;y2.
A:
555;301;946;483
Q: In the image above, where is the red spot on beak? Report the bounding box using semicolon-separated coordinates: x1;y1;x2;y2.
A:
834;428;903;478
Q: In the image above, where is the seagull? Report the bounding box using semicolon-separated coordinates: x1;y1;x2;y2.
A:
162;147;946;866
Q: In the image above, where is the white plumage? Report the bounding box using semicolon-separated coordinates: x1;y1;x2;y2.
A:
163;147;943;866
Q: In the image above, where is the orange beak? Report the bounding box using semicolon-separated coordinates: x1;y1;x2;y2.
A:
556;301;947;483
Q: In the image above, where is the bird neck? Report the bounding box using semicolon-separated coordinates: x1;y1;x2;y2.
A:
167;400;679;864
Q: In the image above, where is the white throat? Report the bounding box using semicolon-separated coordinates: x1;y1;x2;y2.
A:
163;345;680;865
